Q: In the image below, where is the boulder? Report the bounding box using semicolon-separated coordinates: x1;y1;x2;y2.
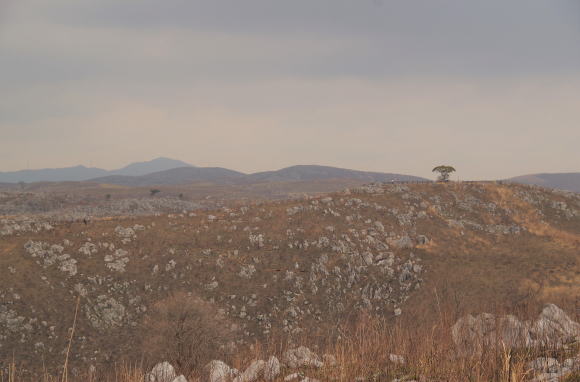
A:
392;236;414;249
389;354;405;365
322;354;337;367
563;356;580;371
283;346;323;368
532;304;580;345
205;360;237;382
264;356;281;381
172;376;188;382
147;362;177;382
452;304;580;354
233;360;265;382
284;373;302;381
528;358;560;373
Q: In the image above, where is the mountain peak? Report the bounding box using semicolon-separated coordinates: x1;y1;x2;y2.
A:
111;158;193;176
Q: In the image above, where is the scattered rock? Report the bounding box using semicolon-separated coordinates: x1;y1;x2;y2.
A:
528;358;560;373
284;373;302;382
205;360;237;382
283;346;323;369
234;360;265;382
322;354;337;367
452;304;580;354
264;356;281;381
147;361;176;382
389;354;405;365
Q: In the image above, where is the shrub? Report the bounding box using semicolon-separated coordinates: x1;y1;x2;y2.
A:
140;292;234;375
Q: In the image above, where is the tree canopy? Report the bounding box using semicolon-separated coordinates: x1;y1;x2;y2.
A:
432;165;456;182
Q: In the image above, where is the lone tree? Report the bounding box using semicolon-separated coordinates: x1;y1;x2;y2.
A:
150;189;161;196
432;165;456;182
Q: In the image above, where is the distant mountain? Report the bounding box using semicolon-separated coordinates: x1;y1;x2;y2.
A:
89;164;428;186
110;157;193;176
507;172;580;192
90;167;246;186
0;158;193;183
0;160;428;186
0;165;108;183
241;165;428;184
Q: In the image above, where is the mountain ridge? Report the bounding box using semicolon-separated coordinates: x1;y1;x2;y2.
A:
3;159;579;193
87;164;429;187
0;157;192;183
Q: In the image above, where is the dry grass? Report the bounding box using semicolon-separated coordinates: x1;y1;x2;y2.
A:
2;182;578;381
4;301;579;382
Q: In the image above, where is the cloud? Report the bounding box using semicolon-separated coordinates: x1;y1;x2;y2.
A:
0;0;579;178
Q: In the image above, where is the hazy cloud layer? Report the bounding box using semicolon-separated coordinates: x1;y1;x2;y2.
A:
1;0;579;178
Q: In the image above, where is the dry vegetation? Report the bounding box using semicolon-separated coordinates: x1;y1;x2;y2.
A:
1;182;579;381
2;300;579;382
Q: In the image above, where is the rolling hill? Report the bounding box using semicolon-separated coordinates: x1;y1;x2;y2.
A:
1;182;578;375
240;165;427;184
0;165;108;183
507;172;580;192
90;166;246;186
88;164;429;187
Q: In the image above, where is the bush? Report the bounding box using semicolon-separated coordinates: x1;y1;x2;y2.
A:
141;292;234;375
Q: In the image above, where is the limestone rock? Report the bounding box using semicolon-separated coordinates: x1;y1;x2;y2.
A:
264;356;281;381
283;346;323;368
389;353;405;365
233;360;265;382
322;354;337;367
452;304;580;354
528;358;560;373
532;304;580;345
147;361;176;382
205;360;237;382
284;374;302;381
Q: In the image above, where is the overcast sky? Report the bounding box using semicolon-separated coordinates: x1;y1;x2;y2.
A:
1;0;579;179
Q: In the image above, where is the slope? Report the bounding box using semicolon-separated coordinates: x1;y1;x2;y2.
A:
0;182;578;374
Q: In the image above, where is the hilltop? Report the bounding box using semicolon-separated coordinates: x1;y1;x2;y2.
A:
1;181;578;377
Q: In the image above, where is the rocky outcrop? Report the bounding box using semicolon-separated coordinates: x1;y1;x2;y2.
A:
452;304;580;354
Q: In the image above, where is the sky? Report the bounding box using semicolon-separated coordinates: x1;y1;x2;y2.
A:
1;0;579;179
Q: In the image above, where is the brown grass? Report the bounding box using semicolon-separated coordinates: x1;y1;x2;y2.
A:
4;301;579;382
2;182;578;381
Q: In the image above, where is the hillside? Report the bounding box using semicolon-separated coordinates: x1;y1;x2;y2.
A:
508;172;580;192
0;182;579;377
90;167;246;186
